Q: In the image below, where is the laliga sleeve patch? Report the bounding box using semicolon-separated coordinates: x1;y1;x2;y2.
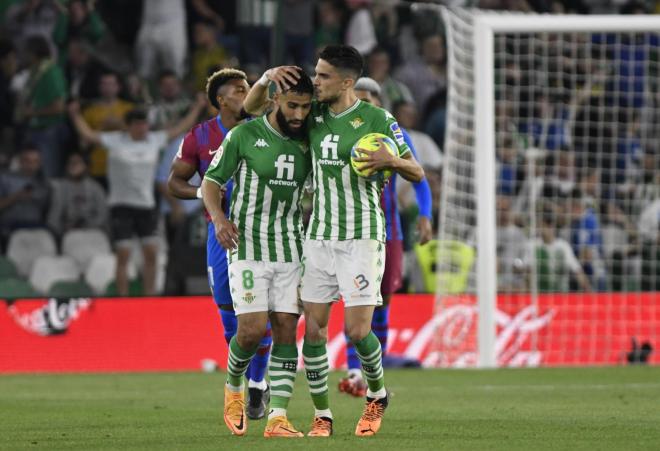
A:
390;121;405;146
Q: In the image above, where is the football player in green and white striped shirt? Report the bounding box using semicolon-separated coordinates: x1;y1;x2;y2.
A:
245;45;424;437
201;69;313;438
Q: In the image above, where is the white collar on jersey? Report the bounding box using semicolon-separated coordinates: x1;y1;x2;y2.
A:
262;115;288;140
328;99;361;119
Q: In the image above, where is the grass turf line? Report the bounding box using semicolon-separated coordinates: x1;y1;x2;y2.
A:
1;367;659;450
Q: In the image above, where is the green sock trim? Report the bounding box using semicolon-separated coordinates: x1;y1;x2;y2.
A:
271;343;298;359
302;339;327;356
354;331;385;393
230;336;258;359
353;331;380;354
303;339;329;410
269;344;298;410
227;336;256;387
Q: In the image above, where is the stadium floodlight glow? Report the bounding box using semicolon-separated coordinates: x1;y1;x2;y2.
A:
430;6;660;368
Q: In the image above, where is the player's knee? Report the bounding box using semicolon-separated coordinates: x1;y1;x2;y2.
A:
304;322;327;343
346;324;370;343
236;327;265;350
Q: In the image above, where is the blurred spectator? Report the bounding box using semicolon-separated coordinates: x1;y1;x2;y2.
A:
4;0;57;64
189;0;226;30
80;71;134;181
345;0;377;56
497;195;527;292
518;92;571;151
14;35;68;177
124;72;152;104
602;200;638;292
68;96;206;296
52;0;106;65
63;37;106;101
314;0;343;53
371;1;399;58
528;211;592;292
190;20;231;91
135;0;187;80
0;145;51;243
546;147;577;197
394;33;447;112
513;155;545;226
496;135;523;197
569;188;607;290
366;47;413;112
392;101;442;170
630;149;660;217
638;199;660;291
47;152;107;238
148;70;191;129
281;0;315;68
0;39;17;155
421;88;447;149
237;0;276;66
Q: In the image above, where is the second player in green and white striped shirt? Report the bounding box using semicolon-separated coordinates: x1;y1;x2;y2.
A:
306;97;410;241
201;69;313;438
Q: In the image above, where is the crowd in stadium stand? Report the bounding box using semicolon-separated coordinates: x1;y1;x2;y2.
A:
0;0;657;298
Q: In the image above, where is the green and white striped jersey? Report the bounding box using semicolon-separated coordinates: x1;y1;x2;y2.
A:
307;99;411;242
204;115;312;263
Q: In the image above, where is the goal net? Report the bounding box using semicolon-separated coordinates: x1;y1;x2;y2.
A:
426;6;660;368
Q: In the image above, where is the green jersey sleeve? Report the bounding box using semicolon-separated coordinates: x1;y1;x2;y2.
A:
204;128;241;187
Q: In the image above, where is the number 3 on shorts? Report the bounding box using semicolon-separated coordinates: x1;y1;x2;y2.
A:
242;269;254;290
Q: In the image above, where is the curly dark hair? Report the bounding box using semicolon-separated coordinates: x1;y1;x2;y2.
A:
205;68;247;110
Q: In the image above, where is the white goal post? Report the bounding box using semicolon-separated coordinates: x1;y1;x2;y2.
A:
429;6;660;368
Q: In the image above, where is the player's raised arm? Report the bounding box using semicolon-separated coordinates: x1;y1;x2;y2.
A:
166;93;207;141
243;66;302;115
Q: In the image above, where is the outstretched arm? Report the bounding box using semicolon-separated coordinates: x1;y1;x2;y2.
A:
68;101;101;145
166;94;207;141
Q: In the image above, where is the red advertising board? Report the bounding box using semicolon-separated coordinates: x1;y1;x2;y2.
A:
0;293;658;373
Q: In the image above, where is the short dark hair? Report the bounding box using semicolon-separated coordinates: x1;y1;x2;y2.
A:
318;45;363;80
282;69;313;96
205;68;247;110
125;108;148;124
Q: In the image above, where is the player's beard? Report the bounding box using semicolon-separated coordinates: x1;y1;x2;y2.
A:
276;109;307;140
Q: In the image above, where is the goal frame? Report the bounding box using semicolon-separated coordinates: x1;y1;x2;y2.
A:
441;8;660;368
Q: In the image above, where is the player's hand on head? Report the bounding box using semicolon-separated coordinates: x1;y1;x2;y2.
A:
214;217;239;250
267;66;302;92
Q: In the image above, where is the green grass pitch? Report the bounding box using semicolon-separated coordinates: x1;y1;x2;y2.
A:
1;367;659;450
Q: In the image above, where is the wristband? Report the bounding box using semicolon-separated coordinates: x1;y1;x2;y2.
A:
257;71;271;87
196;187;203;199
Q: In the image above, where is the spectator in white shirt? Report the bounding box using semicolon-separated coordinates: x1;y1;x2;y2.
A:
67;96;206;296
